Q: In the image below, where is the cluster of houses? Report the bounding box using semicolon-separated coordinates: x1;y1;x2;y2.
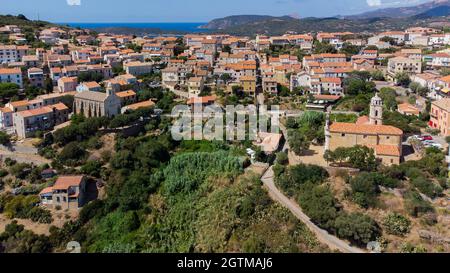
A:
0;26;163;138
1;22;450;210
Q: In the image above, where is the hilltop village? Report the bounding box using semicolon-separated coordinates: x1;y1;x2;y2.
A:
0;17;449;253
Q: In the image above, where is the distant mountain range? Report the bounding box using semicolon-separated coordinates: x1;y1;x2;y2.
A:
199;1;450;35
346;0;450;19
413;4;450;19
198;15;293;30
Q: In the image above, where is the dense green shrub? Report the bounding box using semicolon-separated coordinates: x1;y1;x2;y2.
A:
348;172;401;208
80;161;103;178
334;212;380;246
411;176;442;199
297;183;339;230
275;152;289;166
2;195;53;224
53;116;109;145
404;191;434;217
400;242;427;253
9;163;32;179
276;164;329;197
349;173;380;208
27;207;53;224
383;213;411;236
0;220;52;253
0;169;8;177
57;142;87;165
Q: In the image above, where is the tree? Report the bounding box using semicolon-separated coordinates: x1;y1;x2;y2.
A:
395;72;410;87
288;130;310;156
380;36;396;45
222;45;232;53
350;173;380;208
297;183;338;230
340;43;361;56
81;161;103;178
313;41;337;54
379;87;397;111
370;70;385;81
343;73;376;96
325;146;377;171
277;84;290;96
135;140;170;170
0;83;19;100
44;78;53;93
58;142;86;165
220;73;232;84
78;71;103;83
276;164;329;196
110;150;134;170
24;85;45;99
0;131;11;146
409;82;428;97
275;152;289;165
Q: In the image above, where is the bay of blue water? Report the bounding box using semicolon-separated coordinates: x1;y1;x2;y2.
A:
58;22;207;32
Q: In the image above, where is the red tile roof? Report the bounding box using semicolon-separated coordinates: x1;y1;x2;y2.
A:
52;176;84;190
330;122;403;135
374;145;401;157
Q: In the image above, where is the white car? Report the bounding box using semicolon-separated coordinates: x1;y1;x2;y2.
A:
429;143;442;149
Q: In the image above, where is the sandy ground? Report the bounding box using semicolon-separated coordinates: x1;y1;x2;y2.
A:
0;209;78;236
88;133;116;161
0;214;52;235
290;145;328;167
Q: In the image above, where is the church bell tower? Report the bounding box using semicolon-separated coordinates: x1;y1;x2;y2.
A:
369;93;383;125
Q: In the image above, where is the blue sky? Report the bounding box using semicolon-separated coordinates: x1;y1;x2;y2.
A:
0;0;433;22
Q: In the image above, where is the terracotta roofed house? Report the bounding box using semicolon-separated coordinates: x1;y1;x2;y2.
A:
398;102;420;116
39;175;97;210
0;67;23;88
116;90;137;106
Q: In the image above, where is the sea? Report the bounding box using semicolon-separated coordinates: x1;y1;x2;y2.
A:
58;22;207;33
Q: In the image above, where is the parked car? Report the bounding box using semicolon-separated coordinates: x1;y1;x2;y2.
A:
429;143;442;149
421;135;433;141
422;140;435;145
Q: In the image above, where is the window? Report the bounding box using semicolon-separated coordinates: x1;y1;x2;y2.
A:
56;197;60;202
341;133;345;137
386;136;390;140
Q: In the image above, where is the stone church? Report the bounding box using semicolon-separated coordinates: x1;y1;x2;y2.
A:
325;93;404;165
74;82;121;118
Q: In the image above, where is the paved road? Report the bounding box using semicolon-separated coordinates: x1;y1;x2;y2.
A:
374;81;409;96
0;145;50;165
261;166;365;253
